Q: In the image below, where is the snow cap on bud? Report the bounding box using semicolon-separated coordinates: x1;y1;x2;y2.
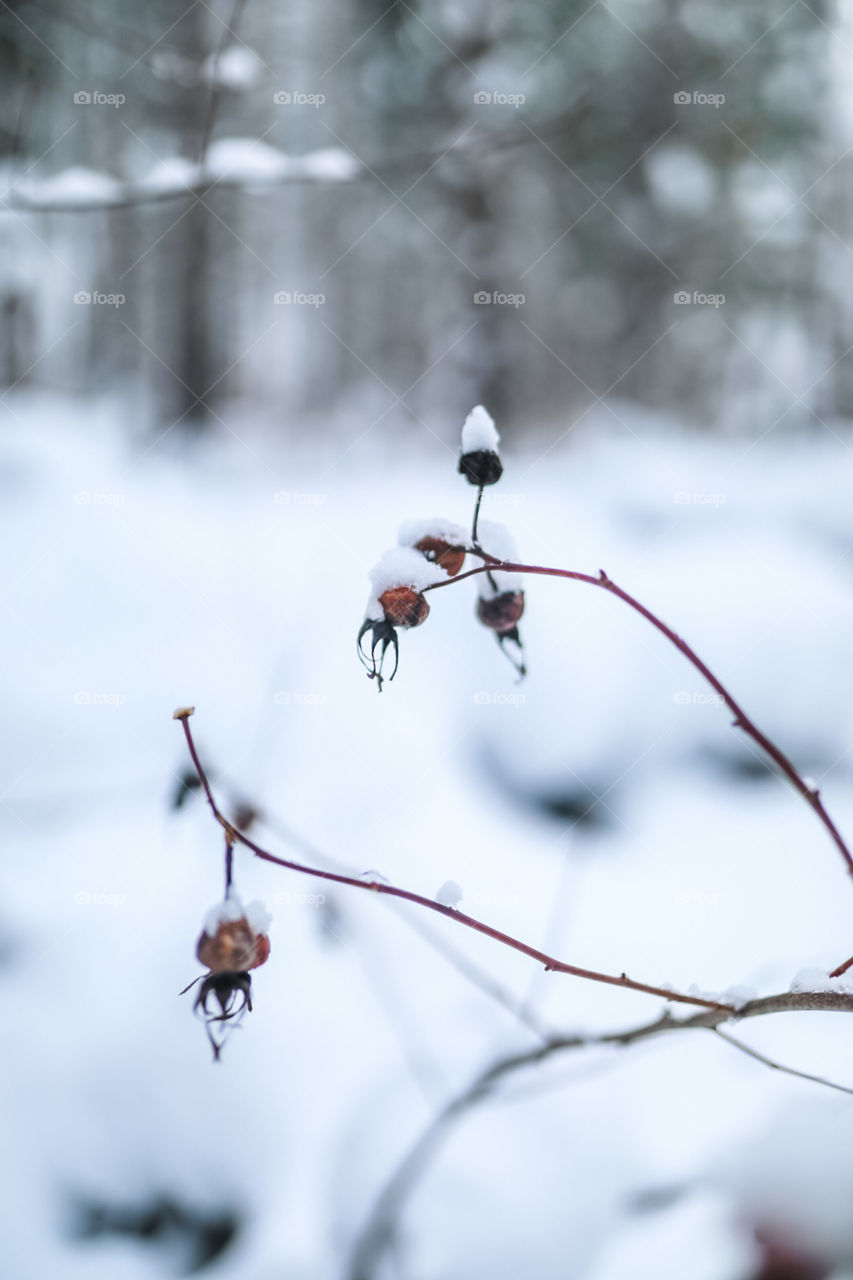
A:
458;404;503;487
365;547;445;630
366;547;447;621
398;517;468;578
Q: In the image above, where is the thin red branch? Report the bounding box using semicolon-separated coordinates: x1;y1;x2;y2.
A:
425;557;853;881
177;715;733;1014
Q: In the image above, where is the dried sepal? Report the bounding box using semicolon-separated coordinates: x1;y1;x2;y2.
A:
358;616;399;691
192;971;254;1062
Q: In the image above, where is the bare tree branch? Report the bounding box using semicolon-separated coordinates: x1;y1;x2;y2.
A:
711;1026;853;1097
5;103;590;213
348;990;853;1280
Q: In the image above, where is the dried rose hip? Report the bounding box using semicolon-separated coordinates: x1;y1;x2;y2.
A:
378;585;430;628
477;590;525;634
414;535;466;577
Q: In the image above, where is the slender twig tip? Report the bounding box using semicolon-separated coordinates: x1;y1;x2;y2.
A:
173;705;195;721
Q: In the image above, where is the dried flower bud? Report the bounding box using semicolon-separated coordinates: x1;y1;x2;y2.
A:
459;405;502;487
196;916;271;973
378;586;430;629
458;449;503;487
232;802;259;833
414;535;466;577
184;894;272;1060
477;590;525;633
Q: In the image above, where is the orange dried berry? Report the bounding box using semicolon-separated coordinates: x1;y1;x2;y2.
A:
477;590;525;634
196;917;271;973
379;585;430;629
414;536;466;577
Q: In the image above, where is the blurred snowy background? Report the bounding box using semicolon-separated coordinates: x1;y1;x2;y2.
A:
4;1;853;1278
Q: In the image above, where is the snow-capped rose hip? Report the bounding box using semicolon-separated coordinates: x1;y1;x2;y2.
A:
398;518;468;577
378;585;430;629
183;891;272;1060
458;404;503;487
196;916;271;972
414;536;466;577
359;547;448;690
477;589;525;634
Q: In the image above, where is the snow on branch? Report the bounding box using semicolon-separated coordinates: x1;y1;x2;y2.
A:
6;144;362;213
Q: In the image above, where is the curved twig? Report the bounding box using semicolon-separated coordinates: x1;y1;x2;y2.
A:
425;556;853;883
175;711;734;1015
348;989;853;1280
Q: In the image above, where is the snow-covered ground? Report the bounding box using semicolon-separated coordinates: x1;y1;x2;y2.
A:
3;390;853;1278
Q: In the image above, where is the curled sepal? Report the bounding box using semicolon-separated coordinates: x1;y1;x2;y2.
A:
496;627;527;680
357;617;399;691
181;971;254;1062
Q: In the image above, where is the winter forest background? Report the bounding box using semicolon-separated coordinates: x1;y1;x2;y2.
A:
6;0;853;1277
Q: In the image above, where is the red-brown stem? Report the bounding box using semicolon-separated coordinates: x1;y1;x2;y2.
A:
178;717;733;1014
830;954;853;978
426;557;853;882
